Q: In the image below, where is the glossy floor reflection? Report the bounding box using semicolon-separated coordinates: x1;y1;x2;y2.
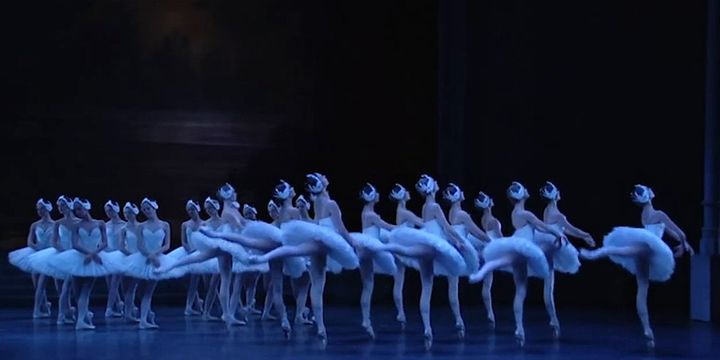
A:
0;306;717;359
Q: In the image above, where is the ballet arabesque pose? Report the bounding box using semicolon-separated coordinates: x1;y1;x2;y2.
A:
580;184;694;347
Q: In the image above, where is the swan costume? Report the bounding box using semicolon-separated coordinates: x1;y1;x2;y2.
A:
8;199;55;272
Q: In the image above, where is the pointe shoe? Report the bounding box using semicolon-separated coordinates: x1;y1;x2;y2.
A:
222;314;246;327
75;321;96;330
644;329;655;348
281;319;292;339
295;317;314;325
362;322;376;340
514;327;525;347
456;322;466;340
487;313;496;329
261;312;277;321
202;312;221;322
139;321;159;330
317;329;328;343
423;329;433;350
184;308;201;316
550;321;561;339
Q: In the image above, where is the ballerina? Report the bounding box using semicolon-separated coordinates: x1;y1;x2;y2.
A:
156;184;256;327
472;192;503;326
8;199;56;318
468;182;565;346
27;195;77;325
352;183;397;339
245;177;359;341
373;181;465;347
443;183;493;328
48;198;120;330
579;184;694;347
537;181;596;338
124;198;181;329
103;200;126;318
166;200;206;316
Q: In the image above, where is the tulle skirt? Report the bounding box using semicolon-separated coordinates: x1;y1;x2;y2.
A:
281;220;359;273
283;257;308;278
351;232;397;275
602;227;675;282
387;227;465;277
533;232;581;274
26;248;70;279
8;247;37;273
482;236;550;278
124;253;186;280
47;250;122;277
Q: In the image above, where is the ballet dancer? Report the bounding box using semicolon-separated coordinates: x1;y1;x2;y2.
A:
536;181;596;338
118;202;141;322
246;177;359;342
472;192;502;326
468;182;565;346
373;181;465;348
27;195;77;325
104;200;126;318
352;183;397;339
48;198;119;330
443;183;493;328
124;198;180;329
580;184;694;347
416;175;476;339
8;199;56;318
166;200;206;316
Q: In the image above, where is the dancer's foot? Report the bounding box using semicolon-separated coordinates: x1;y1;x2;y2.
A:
125;315;140;323
75;320;96;330
193;298;204;312
222;314;246;327
456;321;466;340
362;321;375;340
487;312;496;329
105;308;122;318
281;319;292;339
261;312;277;321
550;321;561;339
317;328;328;343
423;329;433;350
202;312;221;322
33;311;50;319
579;248;598;260
148;311;157;326
139;321;159;330
184;307;201;316
247;306;262;316
514;327;525;347
468;271;484;284
295;316;314;325
644;329;655;348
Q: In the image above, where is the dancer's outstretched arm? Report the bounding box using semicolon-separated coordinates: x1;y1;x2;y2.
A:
457;212;490;242
428;204;464;248
557;215;595;247
519;210;567;246
328;201;359;247
657;211;694;256
366;213;395;231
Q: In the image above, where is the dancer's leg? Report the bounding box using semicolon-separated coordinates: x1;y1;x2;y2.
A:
269;260;291;337
123;278;139;322
482;273;495;326
202;274;220;321
292;273;312;325
33;275;49;318
448;276;465;339
253;242;322;263
262;273;276;320
57;279;73;325
580;245;647;260
635;256;654;347
106;275;122;318
418;259;434;346
392;262;406;327
512;261;528;346
229;272;243;319
76;278;95;330
308;255;327;340
185;275;201;315
139;280;159;329
543;258;560;338
158;249;220;272
218;255;243;326
469;255;515;283
359;256;375;339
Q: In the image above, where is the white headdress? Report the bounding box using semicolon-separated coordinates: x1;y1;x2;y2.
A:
242;204;258;219
540;181;560;201
204;197;220;211
141;197;159;209
186;199;200;212
415;174;439;195
267;199;279;213
474;192;494;209
73;197;91;210
443;183;463;203
295;195;311;210
36;198;53;212
360;183;379;203
389;184;408;201
306;173;326;195
105;200;120;213
123;202;139;215
274;180;294;200
631;184;654;204
508;181;529;200
57;195;73;209
218;183;235;200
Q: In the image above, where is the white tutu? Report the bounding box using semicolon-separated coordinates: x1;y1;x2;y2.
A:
428;221;480;276
242;221;283;244
8;247;36;273
388;226;465;276
47;250;122;277
533;231;581;274
26;248;69;279
351;232;397;275
482;236;550;278
281;220;359;272
125;253;186;280
283;257;308;278
602;226;675;282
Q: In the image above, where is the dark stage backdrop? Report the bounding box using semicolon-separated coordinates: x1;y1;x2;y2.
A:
0;1;707;316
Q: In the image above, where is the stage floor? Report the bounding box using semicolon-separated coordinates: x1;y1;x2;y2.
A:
0;306;716;359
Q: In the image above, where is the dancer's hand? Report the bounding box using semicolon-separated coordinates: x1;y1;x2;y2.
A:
685;241;696;256
673;244;685;258
583;235;596;247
